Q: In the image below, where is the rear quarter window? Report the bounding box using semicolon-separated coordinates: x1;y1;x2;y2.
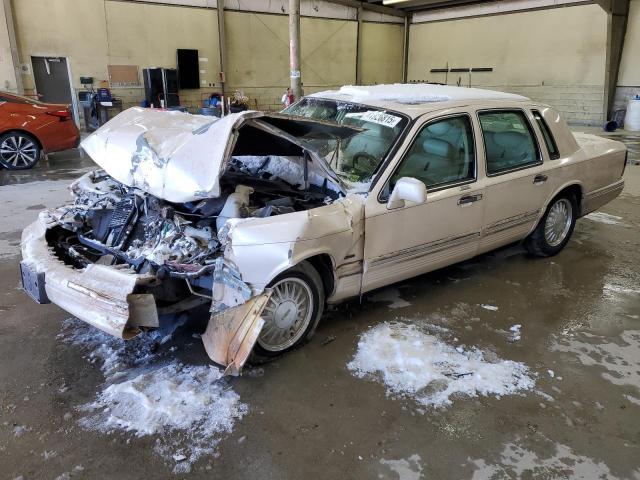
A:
532;109;560;160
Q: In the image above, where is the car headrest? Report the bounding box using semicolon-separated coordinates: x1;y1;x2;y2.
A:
426;122;452;136
493;131;528;149
423;138;454;158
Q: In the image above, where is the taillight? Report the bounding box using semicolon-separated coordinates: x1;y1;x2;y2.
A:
46;109;71;121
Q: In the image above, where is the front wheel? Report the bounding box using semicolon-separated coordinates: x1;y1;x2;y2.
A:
0;132;41;170
251;261;325;361
524;193;577;257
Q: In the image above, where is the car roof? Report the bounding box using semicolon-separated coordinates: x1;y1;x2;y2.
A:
307;83;531;119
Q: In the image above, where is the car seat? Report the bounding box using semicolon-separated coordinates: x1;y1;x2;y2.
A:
486;131;536;172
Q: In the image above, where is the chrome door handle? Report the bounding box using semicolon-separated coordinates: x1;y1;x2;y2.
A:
458;194;483;205
533;174;548;184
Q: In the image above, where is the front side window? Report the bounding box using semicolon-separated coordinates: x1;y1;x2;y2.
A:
478;110;541;175
532;109;560;160
389;115;475;191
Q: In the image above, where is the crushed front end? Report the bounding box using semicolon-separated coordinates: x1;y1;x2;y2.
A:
20;107;354;373
20;163;338;373
20;170;253;337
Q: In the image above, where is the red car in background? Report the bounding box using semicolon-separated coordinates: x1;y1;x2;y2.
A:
0;91;80;170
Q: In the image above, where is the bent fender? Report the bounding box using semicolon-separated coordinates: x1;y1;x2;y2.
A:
201;291;272;376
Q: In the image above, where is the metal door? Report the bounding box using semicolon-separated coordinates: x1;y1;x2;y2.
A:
31;56;73;104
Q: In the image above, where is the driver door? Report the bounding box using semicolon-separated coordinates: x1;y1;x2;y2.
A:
362;111;485;292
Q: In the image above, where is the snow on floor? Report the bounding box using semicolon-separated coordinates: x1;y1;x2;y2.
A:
80;362;247;472
60;318;246;473
551;330;640;395
368;288;411;309
603;283;640;296
58;318;161;382
347;322;535;409
468;440;636;480
585;211;627;226
509;324;522;342
379;454;424;480
481;304;499;311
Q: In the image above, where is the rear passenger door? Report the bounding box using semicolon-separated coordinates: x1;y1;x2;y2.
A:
477;109;554;253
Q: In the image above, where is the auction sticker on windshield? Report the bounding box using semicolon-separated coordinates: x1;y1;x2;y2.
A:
345;111;402;128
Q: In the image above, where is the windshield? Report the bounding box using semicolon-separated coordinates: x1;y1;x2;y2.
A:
283;97;408;190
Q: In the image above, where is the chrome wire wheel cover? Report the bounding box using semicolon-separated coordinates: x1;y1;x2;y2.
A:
544;198;573;247
258;277;314;352
0;135;38;168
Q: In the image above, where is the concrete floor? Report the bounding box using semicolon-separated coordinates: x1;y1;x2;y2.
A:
1;137;639;480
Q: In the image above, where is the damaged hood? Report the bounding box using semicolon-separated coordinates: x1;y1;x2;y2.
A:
81;107;354;203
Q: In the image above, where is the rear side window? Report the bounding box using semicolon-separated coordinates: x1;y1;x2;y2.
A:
478;110;541;176
532;109;560;160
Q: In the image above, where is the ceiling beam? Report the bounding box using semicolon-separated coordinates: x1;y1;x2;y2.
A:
381;0;484;9
326;0;407;17
411;0;594;21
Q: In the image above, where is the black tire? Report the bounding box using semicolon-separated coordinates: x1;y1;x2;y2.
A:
524;192;577;257
0;131;41;170
250;261;325;362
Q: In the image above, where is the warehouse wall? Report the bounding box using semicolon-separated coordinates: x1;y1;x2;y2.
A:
4;0;404;118
0;0;19;92
615;0;640;110
361;21;404;85
408;4;608;125
13;0;109;90
103;1;221;108
225;11;358;110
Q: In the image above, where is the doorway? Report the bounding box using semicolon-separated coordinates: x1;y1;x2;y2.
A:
31;56;79;127
31;56;73;104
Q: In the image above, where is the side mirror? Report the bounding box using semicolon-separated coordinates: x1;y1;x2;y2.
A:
387;177;427;210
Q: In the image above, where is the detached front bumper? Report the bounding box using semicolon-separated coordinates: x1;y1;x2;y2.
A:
20;215;158;339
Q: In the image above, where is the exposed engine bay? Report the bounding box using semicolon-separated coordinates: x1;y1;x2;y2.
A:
46;155;341;307
48;156;340;271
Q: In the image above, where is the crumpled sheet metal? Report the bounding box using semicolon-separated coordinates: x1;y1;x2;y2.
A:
202;291;271;376
80;108;348;204
80;107;248;203
21;215;158;339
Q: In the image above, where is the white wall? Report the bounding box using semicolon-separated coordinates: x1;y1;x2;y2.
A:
408;4;608;125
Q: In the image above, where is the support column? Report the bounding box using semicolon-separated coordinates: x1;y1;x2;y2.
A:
1;0;23;94
356;7;363;85
600;0;630;121
217;0;227;95
402;15;410;83
289;0;302;99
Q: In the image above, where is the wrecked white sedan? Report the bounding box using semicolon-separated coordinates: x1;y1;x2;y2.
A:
21;84;626;374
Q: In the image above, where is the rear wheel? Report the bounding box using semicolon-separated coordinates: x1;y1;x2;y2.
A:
251;261;324;361
0;132;41;170
524;193;577;257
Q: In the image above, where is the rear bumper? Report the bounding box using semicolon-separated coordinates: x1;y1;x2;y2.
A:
581;179;625;217
21;214;158;339
42;121;81;153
